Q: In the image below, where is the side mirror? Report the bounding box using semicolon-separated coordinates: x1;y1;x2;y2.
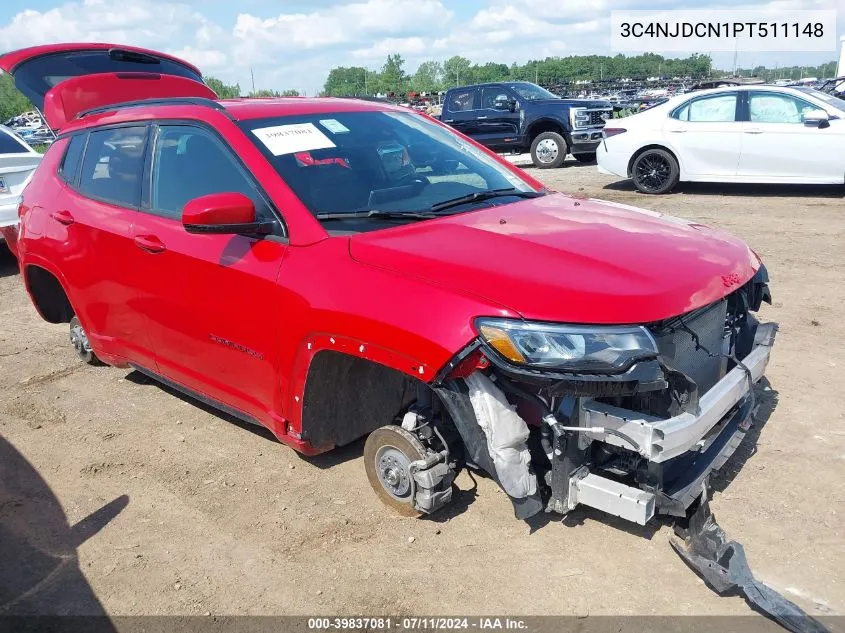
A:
182;192;272;235
508;99;518;113
804;109;830;128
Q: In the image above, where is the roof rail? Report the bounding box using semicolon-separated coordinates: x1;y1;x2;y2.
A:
76;97;232;120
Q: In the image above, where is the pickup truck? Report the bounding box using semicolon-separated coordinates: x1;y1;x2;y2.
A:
438;81;613;168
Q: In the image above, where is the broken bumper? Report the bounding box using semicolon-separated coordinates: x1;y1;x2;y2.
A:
569;322;777;523
583;322;776;461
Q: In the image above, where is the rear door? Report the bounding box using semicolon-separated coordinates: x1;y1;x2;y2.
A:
130;121;287;422
46;125;156;367
442;88;480;138
0;44;215;130
664;92;742;177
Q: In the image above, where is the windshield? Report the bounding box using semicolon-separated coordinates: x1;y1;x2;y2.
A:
795;87;845;110
239;110;539;230
505;82;558;101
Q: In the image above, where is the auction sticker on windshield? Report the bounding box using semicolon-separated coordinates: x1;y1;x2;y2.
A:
252;123;336;156
320;119;350;134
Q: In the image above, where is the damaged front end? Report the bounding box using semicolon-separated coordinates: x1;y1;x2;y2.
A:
431;266;776;525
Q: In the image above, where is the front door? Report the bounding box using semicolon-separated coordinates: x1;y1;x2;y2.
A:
130;122;288;422
664;92;742;177
476;86;521;149
737;90;845;181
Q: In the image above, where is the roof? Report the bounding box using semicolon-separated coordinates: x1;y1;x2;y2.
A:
57;95;405;135
218;96;401;119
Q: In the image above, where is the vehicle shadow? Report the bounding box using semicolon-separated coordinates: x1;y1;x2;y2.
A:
123;372;383;469
710;378;778;494
0;434;127;619
123;370;280;444
0;247;19;278
602;179;845;198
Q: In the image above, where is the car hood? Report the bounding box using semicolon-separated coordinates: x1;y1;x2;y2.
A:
528;98;611;109
348;194;759;324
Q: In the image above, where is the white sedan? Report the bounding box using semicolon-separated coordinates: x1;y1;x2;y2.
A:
597;85;845;193
0;125;42;243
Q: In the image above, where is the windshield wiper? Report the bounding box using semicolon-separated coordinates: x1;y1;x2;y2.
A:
430;188;544;213
316;209;438;221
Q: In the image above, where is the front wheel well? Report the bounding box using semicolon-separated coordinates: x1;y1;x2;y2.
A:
527;119;567;142
627;144;679;177
25;265;74;324
301;350;426;450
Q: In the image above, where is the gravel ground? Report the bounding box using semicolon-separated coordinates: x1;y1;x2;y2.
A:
1;161;843;619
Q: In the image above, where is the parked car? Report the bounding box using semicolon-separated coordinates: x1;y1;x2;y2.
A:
0;125;42;248
438;82;612;168
1;43;776;527
598;85;845;193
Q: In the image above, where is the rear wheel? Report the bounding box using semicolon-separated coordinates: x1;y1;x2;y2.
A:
364;425;427;517
631;148;680;194
69;316;100;365
530;131;567;169
574;152;597;163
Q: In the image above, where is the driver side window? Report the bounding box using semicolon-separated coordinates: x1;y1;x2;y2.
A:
749;92;818;123
149;125;271;221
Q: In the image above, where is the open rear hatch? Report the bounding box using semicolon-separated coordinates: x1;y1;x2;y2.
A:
0;44;217;129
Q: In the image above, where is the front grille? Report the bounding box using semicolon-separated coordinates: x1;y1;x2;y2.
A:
573;108;612;129
588;110;611;126
650;300;728;395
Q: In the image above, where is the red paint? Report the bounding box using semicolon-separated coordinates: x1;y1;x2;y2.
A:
182;193;256;226
0;43;202;75
3;44;762;456
42;72;216;129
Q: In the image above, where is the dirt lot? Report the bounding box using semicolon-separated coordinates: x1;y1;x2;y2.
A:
1;163;844;619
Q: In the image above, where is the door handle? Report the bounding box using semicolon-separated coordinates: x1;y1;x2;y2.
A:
477;116;488;120
668;128;686;133
443;119;455;123
744;128;764;134
51;210;74;225
134;235;166;254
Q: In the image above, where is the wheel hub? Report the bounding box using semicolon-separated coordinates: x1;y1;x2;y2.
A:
70;323;92;355
536;139;559;163
376;448;412;499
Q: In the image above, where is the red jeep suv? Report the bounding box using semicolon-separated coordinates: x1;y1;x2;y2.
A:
1;44;776;525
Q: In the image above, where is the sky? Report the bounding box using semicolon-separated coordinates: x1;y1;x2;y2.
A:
1;0;843;95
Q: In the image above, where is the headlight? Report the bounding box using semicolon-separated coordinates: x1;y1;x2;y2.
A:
475;318;658;373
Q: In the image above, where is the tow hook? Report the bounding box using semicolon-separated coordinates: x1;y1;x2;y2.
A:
671;483;829;633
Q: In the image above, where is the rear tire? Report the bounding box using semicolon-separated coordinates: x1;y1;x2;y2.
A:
69;316;101;365
364;425;427;517
631;148;680;194
530;132;567;169
574;152;597;163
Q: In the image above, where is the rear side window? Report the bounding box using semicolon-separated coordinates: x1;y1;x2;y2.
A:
78;126;147;208
673;94;738;122
59;135;86;184
149;124;271;221
0;129;30;154
448;89;476;112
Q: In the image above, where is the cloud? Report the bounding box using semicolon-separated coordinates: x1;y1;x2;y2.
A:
1;0;841;95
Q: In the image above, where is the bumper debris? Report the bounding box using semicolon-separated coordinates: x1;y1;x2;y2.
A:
671;485;829;633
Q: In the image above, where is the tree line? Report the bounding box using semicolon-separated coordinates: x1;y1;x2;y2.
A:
322;53;839;96
2;52;838;122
